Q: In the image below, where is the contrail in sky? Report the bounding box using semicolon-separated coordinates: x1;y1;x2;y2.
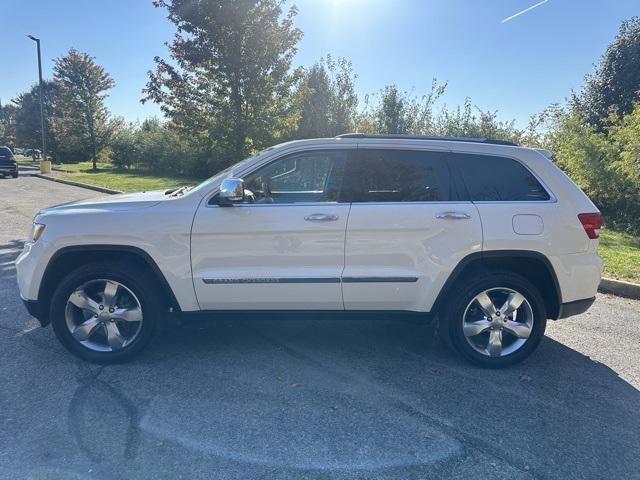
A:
501;0;549;23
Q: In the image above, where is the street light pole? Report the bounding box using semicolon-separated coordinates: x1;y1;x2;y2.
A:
27;35;47;171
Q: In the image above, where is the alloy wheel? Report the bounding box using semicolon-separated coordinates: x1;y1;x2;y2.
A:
64;279;144;352
462;287;534;357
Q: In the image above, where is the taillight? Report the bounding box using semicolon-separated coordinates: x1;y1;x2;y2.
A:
578;212;603;239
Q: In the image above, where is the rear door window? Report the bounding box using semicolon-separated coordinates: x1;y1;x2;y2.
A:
451;153;550;201
341;149;451;202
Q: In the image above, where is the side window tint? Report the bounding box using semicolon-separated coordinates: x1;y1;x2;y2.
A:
243;150;346;204
342;150;450;202
453;153;550;201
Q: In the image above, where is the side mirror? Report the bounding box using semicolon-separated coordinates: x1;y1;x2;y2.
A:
217;178;245;205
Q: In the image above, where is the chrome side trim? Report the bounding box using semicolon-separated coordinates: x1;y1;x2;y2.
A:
206;201;474;208
203;277;341;284
202;276;420;284
342;276;419;283
206;202;344;208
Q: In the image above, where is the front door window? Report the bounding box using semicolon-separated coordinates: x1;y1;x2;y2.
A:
242;150;346;204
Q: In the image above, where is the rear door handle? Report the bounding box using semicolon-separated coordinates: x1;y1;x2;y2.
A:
436;211;470;220
304;213;339;222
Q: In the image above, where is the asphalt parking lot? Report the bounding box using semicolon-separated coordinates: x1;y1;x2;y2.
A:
1;173;639;480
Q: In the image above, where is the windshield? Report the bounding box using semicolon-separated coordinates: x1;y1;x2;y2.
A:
0;147;13;158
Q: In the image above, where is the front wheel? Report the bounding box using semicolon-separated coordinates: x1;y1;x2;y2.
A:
50;262;163;363
444;271;547;368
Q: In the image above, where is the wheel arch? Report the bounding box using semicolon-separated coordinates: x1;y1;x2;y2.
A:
37;245;181;326
433;250;562;320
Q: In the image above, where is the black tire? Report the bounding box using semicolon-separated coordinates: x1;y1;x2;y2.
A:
12;171;19;178
50;261;164;363
443;270;547;368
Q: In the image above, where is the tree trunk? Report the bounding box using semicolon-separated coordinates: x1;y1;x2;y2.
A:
234;99;243;160
231;70;244;161
90;129;97;170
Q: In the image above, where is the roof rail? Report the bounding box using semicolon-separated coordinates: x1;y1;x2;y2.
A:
336;133;519;146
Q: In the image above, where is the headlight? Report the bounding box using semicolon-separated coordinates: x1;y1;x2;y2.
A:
31;223;46;242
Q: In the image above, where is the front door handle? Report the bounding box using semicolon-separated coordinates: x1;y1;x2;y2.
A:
436;211;471;220
304;213;339;222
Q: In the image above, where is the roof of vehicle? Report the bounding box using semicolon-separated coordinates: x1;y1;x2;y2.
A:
336;133;519;146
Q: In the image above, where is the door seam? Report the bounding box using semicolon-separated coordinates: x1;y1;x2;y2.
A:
339;202;352;310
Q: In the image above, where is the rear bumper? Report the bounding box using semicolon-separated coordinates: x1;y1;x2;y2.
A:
549;252;602;305
0;164;18;174
557;296;596;319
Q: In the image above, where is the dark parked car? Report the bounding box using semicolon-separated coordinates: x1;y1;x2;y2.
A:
0;146;19;178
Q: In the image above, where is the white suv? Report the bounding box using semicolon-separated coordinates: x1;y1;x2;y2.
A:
16;134;603;367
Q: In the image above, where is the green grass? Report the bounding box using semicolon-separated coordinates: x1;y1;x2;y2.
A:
55;161;202;193
599;229;640;283
15;155;39;164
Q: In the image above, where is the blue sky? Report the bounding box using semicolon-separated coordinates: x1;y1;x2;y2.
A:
1;0;638;127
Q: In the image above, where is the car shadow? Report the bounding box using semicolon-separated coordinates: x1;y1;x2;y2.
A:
127;306;640;478
1;239;639;479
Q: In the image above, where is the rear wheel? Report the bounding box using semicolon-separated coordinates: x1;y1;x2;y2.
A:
12;171;18;178
444;271;547;368
50;262;163;363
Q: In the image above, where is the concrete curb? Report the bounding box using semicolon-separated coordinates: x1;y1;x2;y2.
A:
32;173;122;195
599;278;640;300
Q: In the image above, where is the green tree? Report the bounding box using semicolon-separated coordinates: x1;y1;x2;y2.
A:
12;81;59;157
109;121;140;169
0;100;16;147
295;62;333;138
542;107;640;233
607;104;640;230
293;55;358;138
571;17;640;129
434;98;519;141
326;56;358;135
144;0;302;169
54;49;115;169
356;80;521;142
359;81;446;135
610;104;640;187
376;85;409;134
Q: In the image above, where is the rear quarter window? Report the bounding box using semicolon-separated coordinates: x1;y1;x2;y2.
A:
452;153;550;202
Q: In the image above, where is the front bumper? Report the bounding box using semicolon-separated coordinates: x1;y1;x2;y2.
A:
557;296;596;319
21;298;46;325
16;239;50;304
16;241;53;326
